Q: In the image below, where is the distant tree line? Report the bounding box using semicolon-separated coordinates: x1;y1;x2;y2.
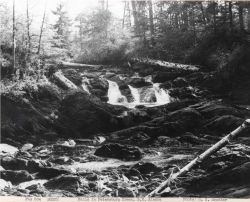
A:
1;0;250;79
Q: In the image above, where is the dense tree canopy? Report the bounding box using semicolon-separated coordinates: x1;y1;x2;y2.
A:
0;0;250;77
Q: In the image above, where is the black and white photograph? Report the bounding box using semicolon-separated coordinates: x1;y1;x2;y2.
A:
0;0;250;199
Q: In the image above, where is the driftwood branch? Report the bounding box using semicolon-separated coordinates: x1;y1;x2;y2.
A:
132;58;200;71
60;62;102;69
147;119;250;197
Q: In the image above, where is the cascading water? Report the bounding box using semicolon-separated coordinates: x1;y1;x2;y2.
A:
81;77;90;94
128;85;140;104
106;75;171;108
107;80;127;104
153;83;171;104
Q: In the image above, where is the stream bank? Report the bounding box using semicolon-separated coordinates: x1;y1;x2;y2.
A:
1;60;250;197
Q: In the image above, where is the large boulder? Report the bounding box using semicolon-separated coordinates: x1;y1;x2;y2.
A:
168;87;196;100
44;174;81;192
194;102;243;119
1;95;53;146
0;144;18;156
130;162;161;174
153;71;187;83
204;115;244;135
62;69;82;86
127;77;152;88
94;143;143;161
56;92;126;138
168;107;202;129
36;167;72;179
0;170;34;184
88;76;108;98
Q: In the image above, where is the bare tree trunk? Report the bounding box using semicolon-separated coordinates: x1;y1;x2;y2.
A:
228;1;233;31
37;5;46;55
147;119;250;197
79;18;83;51
238;3;244;31
106;0;108;10
122;1;126;28
148;0;154;45
12;0;16;72
212;2;217;33
199;2;207;27
26;0;31;61
131;0;139;35
248;4;250;33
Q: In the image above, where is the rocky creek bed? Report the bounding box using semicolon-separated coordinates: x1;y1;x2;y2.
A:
1;60;250;197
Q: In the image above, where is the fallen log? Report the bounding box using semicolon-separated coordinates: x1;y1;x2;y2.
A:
146;119;250;197
132;58;199;71
53;71;78;90
60;61;102;69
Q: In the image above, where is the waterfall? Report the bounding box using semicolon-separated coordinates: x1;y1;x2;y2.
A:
82;77;90;94
106;77;171;108
128;85;140;104
107;80;127;104
153;83;170;104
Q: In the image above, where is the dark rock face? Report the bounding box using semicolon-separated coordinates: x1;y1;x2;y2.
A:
56;92;126;138
204;115;244;135
153;72;187;83
88;77;108;98
1;157;47;174
36;167;71;179
62;69;82;86
194;102;243;119
1;157;29;171
44;175;81;192
117;187;136;197
127;77;152;88
35;85;62;101
172;77;188;87
168;107;202;129
1;95;54;146
94;143;143;161
168;87;196;99
0;170;34;184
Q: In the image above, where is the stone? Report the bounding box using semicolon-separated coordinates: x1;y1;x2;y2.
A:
204;115;243;135
44;175;81;192
0;144;18;156
0;179;12;191
130;162;161;174
168;107;202;129
1;156;28;170
63;69;82;86
172;77;188;87
56;92;125;138
36;167;71;179
153;72;186;83
21;143;33;151
0;170;34;184
127;77;152;88
117;187;136;197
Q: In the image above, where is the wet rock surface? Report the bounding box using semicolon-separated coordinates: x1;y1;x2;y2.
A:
1;64;250;197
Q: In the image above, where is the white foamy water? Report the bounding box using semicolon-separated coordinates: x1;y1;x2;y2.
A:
106;77;171;108
81;77;90;94
153;83;171;104
128;85;140;104
107;80;128;104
